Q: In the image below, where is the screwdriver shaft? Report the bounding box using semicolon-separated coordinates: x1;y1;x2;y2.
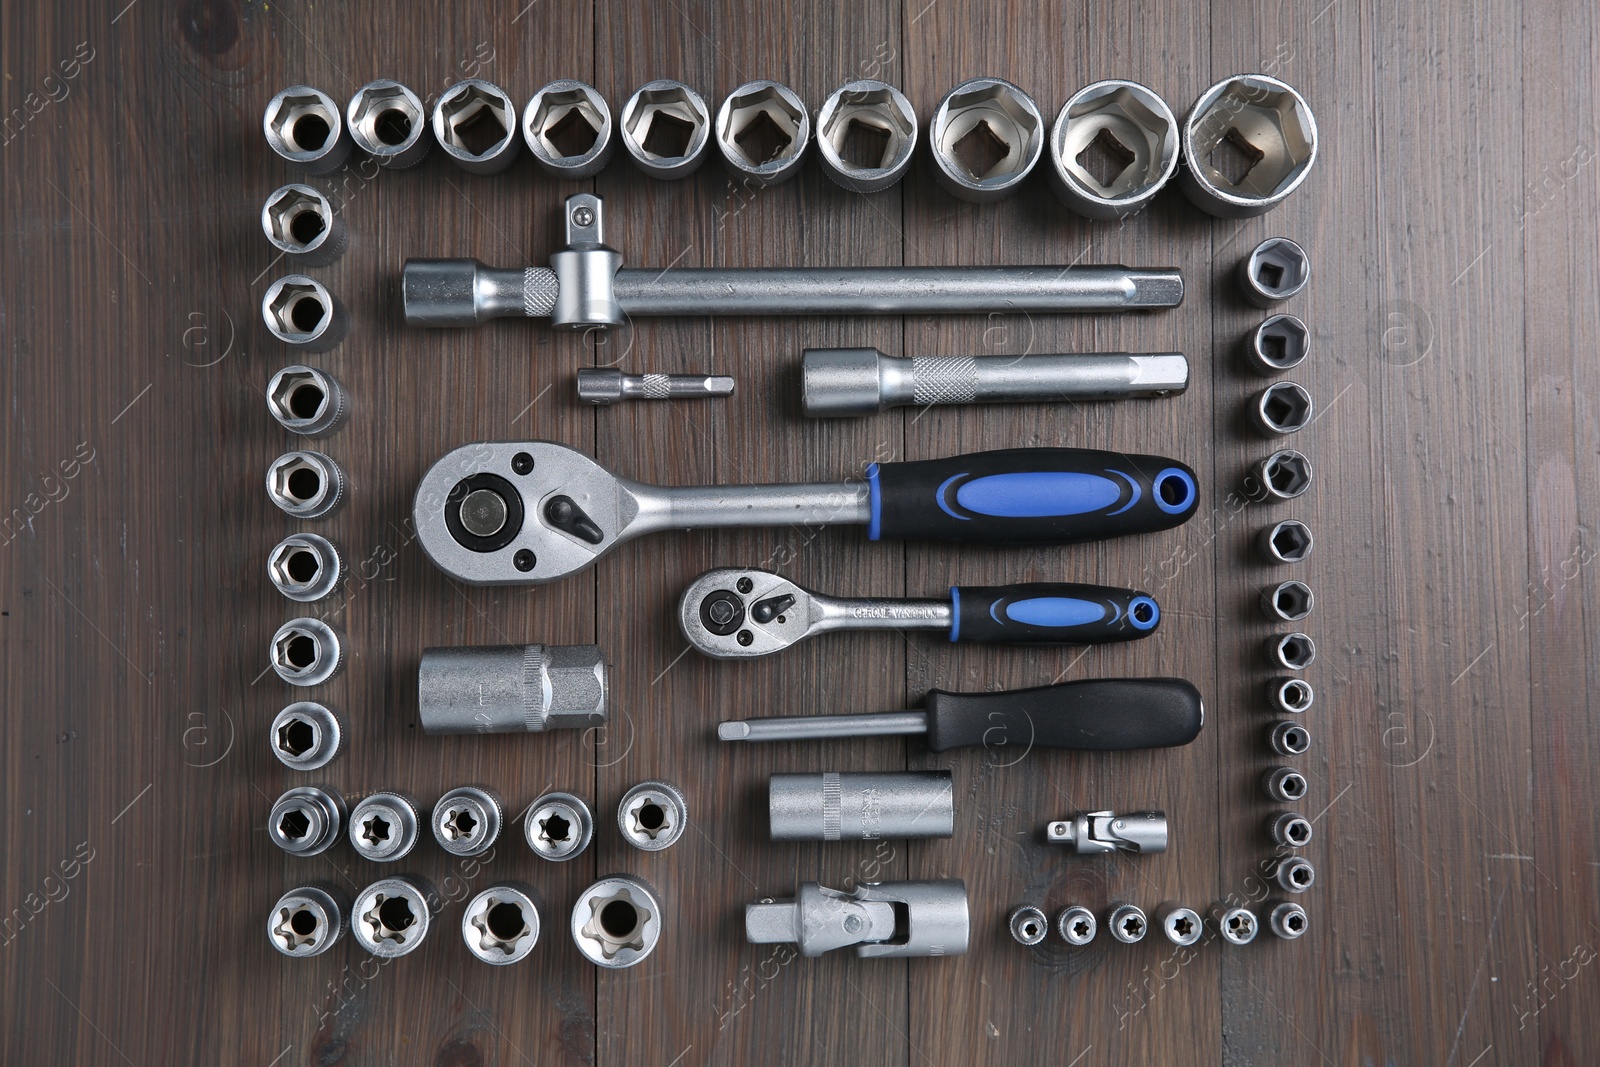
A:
718;712;928;742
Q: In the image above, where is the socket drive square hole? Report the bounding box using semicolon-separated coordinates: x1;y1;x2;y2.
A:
953;120;1009;179
626;86;706;160
441;86;512;157
1076;126;1135;188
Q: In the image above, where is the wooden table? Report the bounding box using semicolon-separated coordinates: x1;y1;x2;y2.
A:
3;0;1594;1063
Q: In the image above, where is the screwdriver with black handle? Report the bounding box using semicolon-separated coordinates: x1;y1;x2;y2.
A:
716;678;1203;752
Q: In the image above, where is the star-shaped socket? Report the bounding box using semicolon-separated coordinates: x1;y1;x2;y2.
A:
626;798;673;842
362;893;412;945
359;814;392;849
441;805;479;842
470;896;531;957
578;888;649;960
535;809;575;854
272;904;322;953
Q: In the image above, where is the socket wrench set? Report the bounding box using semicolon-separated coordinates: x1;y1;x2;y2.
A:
259;70;1319;965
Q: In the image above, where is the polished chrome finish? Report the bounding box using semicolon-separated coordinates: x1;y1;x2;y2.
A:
1274;856;1316;893
1268;632;1317;671
1048;80;1178;219
266;450;346;520
269;617;344;687
1240;238;1310;307
1057;905;1097;946
1269;811;1314;849
578;368;735;404
1045;810;1167;854
433;79;520;174
267;532;343;602
262;275;348;351
814;80;917;192
1157;903;1203;947
745;879;969;958
1180;75;1317;218
1258;520;1314;565
1243;314;1310;375
617;781;688;852
417;644;608;734
525;791;594;862
619;80;710;179
571;875;663;968
268;785;346;856
1262;579;1315;622
929;78;1044;201
352;875;441;958
523;80;614;177
1008;905;1049;946
1263;766;1309;803
267;365;348;437
1269;900;1309;939
270;701;343;771
268;885;348;957
462;883;541;964
1107;903;1148;944
348;80;431;169
716;80;810;186
348;791;422;863
261;185;347;266
1249;381;1314;436
1212;902;1259;945
1245;449;1313;503
769;771;954;842
264;86;351;174
1267;719;1312;756
431;786;503;858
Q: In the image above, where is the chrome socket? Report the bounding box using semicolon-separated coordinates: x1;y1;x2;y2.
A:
1008;905;1049;946
929;78;1044;202
268;885;349;957
270;701;344;771
523;79;614;178
352;875;441;958
1269;900;1309;939
1262;579;1315;622
1179;74;1317;218
268;785;346;856
1211;902;1260;945
1262;766;1309;804
267;532;343;602
432;79;520;174
431;786;503;858
267;365;348;438
417;644;609;735
269;617;344;687
1267;719;1312;757
266;450;346;520
1268;675;1315;714
261;275;348;351
347;79;431;169
462;883;542;965
524;791;594;862
1268;632;1317;671
716;80;810;187
617;780;688;852
768;771;954;841
1257;519;1314;564
1243;314;1310;375
1269;811;1314;849
1107;903;1148;944
1156;902;1203;947
1057;905;1097;946
1047;79;1178;220
1248;381;1314;436
745;879;969;958
1245;449;1313;503
620;80;711;179
264;86;352;174
1274;856;1316;893
261;184;347;267
1240;238;1311;307
814;79;917;193
571;874;663;969
349;791;423;863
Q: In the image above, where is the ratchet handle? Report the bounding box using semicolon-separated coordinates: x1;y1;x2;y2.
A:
866;448;1198;545
951;583;1160;644
922;678;1203;753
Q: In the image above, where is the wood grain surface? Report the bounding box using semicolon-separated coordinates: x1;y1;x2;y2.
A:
2;1;1595;1064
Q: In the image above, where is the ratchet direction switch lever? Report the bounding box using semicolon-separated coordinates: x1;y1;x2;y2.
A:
413;441;1200;586
679;567;1160;658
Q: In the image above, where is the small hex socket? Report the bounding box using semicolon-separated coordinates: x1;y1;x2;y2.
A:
1269;811;1315;849
433;79;520;174
267;533;343;603
1246;449;1313;503
1257;519;1314;564
618;781;688;852
349;792;423;863
1267;719;1312;756
620;80;710;179
1057;905;1097;946
268;885;349;958
1107;903;1148;944
1240;238;1311;307
1211;903;1259;945
1156;902;1203;947
716;80;811;187
571;874;663;969
270;617;344;687
1179;75;1317;218
1268;676;1315;714
432;786;503;858
1269;900;1309;939
814;79;918;193
262;275;348;352
269;785;346;856
462;883;542;965
1249;381;1314;437
264;86;352;174
1262;579;1315;622
1263;767;1309;803
929;78;1044;202
1274;856;1316;893
1243;314;1310;376
348;79;432;169
1008;905;1049;946
351;875;441;958
267;365;349;438
523;80;614;178
261;185;347;267
270;701;343;771
525;791;595;862
1268;632;1317;671
1047;79;1179;220
267;450;346;520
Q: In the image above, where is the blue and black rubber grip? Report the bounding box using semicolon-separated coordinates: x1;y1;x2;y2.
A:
950;583;1159;644
865;448;1198;544
921;678;1203;753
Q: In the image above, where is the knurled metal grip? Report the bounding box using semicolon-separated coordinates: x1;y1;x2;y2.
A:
911;356;979;404
523;268;559;317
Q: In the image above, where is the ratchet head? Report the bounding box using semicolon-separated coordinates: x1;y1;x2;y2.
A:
678;569;824;658
414;440;637;585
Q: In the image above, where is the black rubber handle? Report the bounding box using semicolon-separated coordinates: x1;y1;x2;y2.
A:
952;583;1160;644
866;448;1198;544
921;678;1203;753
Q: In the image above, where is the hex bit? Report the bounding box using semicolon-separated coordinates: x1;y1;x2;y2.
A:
577;368;734;405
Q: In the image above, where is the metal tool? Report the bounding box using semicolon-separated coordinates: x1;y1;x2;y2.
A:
269;885;349;958
683;568;1161;659
416;644;608;734
352;875;441;958
1268;901;1309;940
1269;811;1313;849
347;79;431;169
718;677;1204;751
800;346;1188;417
1248;381;1314;437
1246;449;1313;503
267;365;349;437
1263;767;1308;803
349;792;422;863
1107;903;1148;943
267;450;346;519
1257;519;1313;564
416;440;1200;587
577;368;735;405
571;875;663;968
768;771;953;841
1240;238;1311;307
270;617;344;686
432;79;520;173
619;80;711;178
264;86;352;173
745;880;969;958
1243;314;1310;375
269;785;346;857
523;80;613;178
1211;903;1259;945
1157;903;1203;947
1008;905;1049;946
431;786;503;858
1058;906;1097;945
261;185;347;267
267;533;343;602
1046;810;1168;854
617;781;688;851
262;275;348;351
1267;632;1316;671
1179;75;1317;218
525;791;594;861
1267;719;1311;756
1274;856;1316;893
402;194;1184;329
1262;579;1315;622
1047;79;1179;220
929;78;1044;201
462;883;541;965
270;702;343;771
716;80;810;186
814;79;917;192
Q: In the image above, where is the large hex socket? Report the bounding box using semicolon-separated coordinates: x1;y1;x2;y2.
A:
715;80;811;186
1179;74;1317;218
768;771;954;841
417;644;609;735
929;78;1044;202
433;79;521;174
814;79;917;193
619;80;711;179
523;80;615;178
1047;79;1179;220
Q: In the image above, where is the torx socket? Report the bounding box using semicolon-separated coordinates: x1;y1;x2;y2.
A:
578;368;735;405
768;771;954;841
801;347;1188;417
417;644;609;735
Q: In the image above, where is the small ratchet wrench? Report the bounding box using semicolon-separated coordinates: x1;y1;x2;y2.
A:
413;441;1199;586
679;568;1160;659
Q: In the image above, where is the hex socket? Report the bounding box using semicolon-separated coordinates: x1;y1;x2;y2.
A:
264;86;353;174
267;533;343;603
1257;519;1314;564
348;79;432;169
1269;900;1309;939
814;79;918;193
261;275;348;351
261;185;347;267
267;450;346;520
269;785;346;856
1245;449;1313;503
1268;676;1315;714
1268;811;1314;849
1047;79;1179;220
267;365;349;437
716;80;810;186
271;701;344;770
1248;382;1314;436
1240;238;1310;307
1261;579;1315;622
1263;766;1309;803
523;80;615;178
620;80;710;179
768;771;954;841
929;78;1044;202
433;79;521;174
1179;74;1317;218
417;644;609;734
1243;314;1310;375
270;617;344;687
1267;719;1312;756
